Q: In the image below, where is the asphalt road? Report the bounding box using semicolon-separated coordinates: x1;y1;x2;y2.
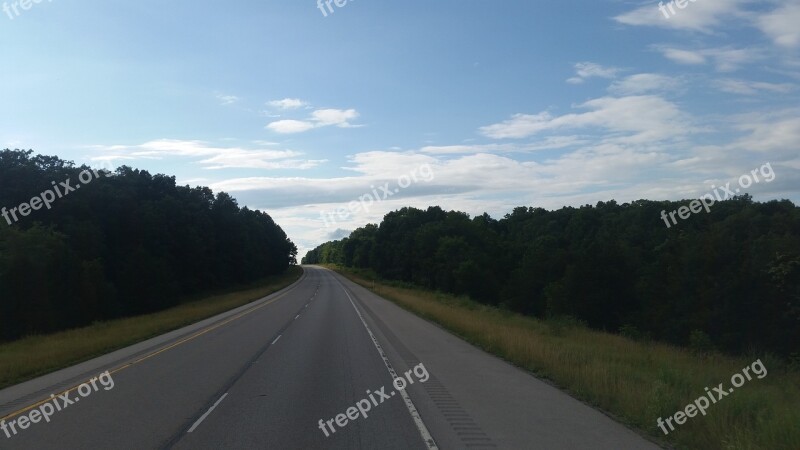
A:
0;266;660;449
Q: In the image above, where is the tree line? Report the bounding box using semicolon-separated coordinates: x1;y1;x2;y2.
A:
0;149;297;341
303;199;800;357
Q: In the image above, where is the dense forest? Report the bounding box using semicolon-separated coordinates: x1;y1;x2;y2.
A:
304;200;800;357
0;149;297;341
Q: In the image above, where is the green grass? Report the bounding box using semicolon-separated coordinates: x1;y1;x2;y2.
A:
327;264;800;450
0;266;302;389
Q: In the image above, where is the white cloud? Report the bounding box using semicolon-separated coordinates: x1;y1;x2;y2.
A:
705;48;761;72
266;120;317;134
617;0;800;51
480;95;695;142
755;2;800;48
614;0;748;33
216;94;239;105
657;46;760;72
567;62;620;84
713;78;795;95
420;144;517;154
311;109;360;127
732;113;800;153
344;151;439;177
268;98;307;109
608;73;684;95
266;108;361;134
479;112;554;139
87;139;324;170
419;137;586;154
199;152;326;170
660;48;706;65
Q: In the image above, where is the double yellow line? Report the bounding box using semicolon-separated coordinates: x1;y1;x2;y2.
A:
1;285;296;422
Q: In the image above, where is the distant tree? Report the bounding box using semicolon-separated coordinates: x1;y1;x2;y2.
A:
304;198;800;357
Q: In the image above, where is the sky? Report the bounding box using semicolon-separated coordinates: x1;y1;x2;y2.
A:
2;0;799;257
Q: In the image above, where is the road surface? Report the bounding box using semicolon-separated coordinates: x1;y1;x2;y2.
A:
0;266;660;449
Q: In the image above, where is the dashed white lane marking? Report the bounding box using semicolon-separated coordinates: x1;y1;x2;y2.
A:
338;283;439;449
188;393;228;433
295;314;300;320
272;335;282;345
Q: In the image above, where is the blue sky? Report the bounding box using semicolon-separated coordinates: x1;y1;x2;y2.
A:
2;0;799;256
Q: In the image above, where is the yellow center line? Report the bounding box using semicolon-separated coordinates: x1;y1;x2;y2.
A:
0;288;293;422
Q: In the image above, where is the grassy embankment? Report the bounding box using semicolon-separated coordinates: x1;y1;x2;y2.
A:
0;266;303;389
327;264;800;450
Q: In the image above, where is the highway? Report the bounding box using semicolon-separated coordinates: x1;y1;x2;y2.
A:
0;266;660;449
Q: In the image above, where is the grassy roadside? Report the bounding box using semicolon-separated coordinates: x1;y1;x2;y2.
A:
327;264;800;450
0;266;303;390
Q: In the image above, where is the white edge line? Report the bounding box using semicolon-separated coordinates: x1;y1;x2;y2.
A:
188;393;228;433
338;281;439;450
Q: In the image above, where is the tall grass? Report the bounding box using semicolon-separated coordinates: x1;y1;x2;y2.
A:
331;265;800;450
0;267;302;389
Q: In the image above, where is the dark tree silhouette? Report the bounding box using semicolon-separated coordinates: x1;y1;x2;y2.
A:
304;200;800;357
0;149;297;341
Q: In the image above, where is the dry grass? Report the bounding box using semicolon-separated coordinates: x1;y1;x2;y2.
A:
0;267;302;389
331;265;800;450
